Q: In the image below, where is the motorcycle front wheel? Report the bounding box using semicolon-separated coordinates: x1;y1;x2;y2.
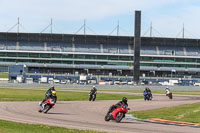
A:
38;107;42;113
89;95;92;101
43;104;51;113
115;112;124;123
92;95;96;101
104;114;110;121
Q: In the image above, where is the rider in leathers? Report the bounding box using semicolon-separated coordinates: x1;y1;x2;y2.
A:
108;97;128;113
165;87;171;96
41;86;56;104
144;87;152;98
90;86;97;96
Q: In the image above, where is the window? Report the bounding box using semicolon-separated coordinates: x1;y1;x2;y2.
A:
164;50;175;55
108;48;119;54
0;44;5;50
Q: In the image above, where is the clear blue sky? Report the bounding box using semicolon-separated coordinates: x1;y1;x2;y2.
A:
0;0;200;38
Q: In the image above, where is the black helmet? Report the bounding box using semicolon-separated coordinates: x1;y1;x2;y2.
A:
122;97;128;104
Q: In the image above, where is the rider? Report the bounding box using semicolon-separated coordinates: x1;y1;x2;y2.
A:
41;86;56;104
165;87;171;96
144;87;152;98
50;90;57;103
108;97;128;113
90;86;97;96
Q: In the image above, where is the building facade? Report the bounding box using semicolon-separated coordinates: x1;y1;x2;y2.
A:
0;32;200;78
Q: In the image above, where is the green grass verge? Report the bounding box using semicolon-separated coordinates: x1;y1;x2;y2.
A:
0;88;143;101
0;72;8;78
2;86;200;95
129;102;200;123
0;119;105;133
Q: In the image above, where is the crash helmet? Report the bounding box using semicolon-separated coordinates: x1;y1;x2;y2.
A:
52;91;56;96
166;87;169;90
122;97;128;104
50;85;55;90
145;87;148;91
93;86;96;90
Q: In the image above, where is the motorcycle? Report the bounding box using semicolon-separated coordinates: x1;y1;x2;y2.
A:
38;98;55;113
104;104;130;123
143;91;152;101
89;91;96;101
166;92;173;99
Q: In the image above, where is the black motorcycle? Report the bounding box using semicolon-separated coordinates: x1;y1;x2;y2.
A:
166;92;173;99
89;91;96;101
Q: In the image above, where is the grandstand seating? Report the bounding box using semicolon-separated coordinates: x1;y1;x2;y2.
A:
19;41;44;51
186;46;199;56
118;43;129;54
47;42;72;52
158;45;184;56
103;43;130;54
141;45;157;55
2;40;199;58
75;43;100;53
5;41;17;50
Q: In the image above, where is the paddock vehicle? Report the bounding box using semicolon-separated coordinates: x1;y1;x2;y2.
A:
89;91;96;101
38;98;55;113
143;91;152;101
166;92;173;99
104;104;130;122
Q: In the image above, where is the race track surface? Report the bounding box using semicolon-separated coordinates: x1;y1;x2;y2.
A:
0;94;200;133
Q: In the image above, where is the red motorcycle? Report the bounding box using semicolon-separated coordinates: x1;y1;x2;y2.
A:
38;98;55;113
104;104;130;122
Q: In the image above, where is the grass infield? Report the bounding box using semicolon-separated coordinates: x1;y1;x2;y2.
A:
0;119;105;133
0;87;143;101
129;102;200;124
0;87;142;133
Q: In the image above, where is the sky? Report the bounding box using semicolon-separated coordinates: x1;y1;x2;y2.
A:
0;0;200;38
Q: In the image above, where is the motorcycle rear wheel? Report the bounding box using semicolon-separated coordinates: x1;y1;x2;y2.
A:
169;93;173;99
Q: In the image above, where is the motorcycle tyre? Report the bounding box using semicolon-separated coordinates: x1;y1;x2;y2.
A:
104;113;111;121
92;95;96;101
115;112;124;123
43;104;51;113
89;96;92;101
169;93;173;99
38;104;43;113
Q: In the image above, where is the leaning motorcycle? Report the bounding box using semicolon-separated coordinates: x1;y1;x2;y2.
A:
89;92;96;101
166;92;173;99
104;104;130;123
38;98;55;113
144;91;152;101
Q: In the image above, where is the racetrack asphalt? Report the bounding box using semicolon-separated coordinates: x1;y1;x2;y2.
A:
0;93;200;133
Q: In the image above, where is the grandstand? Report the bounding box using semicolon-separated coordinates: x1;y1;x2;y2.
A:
0;32;200;78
